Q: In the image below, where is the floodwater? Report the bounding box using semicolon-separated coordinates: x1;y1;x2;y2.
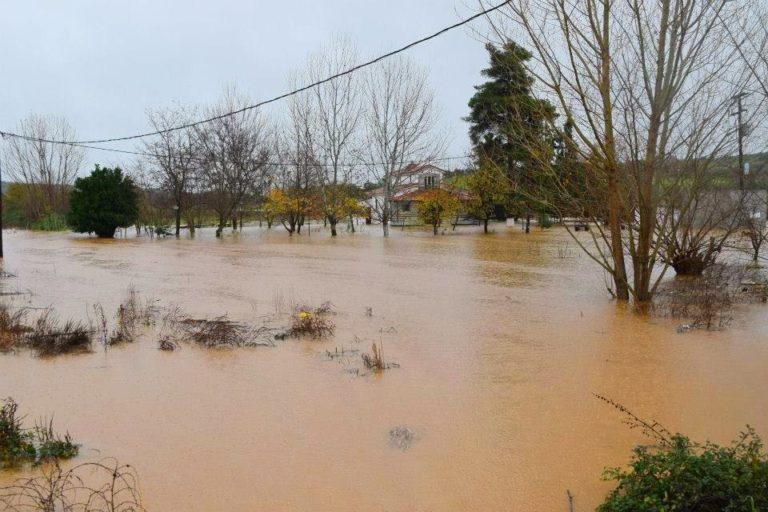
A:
1;225;767;511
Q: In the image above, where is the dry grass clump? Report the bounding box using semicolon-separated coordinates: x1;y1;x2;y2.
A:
289;302;336;339
109;287;159;345
180;317;257;348
24;310;92;357
157;336;179;351
361;341;399;371
362;341;385;371
654;264;767;332
0;459;144;512
0;304;92;356
156;305;281;349
0;305;29;352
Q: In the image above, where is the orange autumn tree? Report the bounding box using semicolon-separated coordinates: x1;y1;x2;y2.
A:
263;189;317;236
416;188;461;235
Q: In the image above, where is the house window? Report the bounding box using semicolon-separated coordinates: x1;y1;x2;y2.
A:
402;202;411;212
424;175;435;189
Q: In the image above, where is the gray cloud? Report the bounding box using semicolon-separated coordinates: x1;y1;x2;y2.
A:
1;0;489;174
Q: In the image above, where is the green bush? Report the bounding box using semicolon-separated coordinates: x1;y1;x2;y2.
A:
31;212;68;231
0;398;36;468
597;397;768;512
67;165;139;238
0;398;79;469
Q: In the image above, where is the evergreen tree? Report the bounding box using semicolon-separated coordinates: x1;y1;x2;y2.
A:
67;165;139;238
466;41;556;232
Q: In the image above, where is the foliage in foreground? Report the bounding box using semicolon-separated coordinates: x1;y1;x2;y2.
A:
67;165;139;238
0;398;79;469
597;395;768;512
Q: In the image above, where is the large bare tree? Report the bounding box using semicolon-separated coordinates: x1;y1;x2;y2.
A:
196;87;271;237
482;0;765;302
2;115;84;222
303;37;362;237
143;106;199;237
362;56;443;237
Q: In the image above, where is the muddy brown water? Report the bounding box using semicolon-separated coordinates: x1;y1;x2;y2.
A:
1;226;767;511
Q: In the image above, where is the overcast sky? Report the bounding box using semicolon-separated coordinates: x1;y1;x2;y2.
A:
0;0;492;175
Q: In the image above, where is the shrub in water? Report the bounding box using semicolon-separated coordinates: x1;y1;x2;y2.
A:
0;399;36;468
1;398;78;468
597;395;768;511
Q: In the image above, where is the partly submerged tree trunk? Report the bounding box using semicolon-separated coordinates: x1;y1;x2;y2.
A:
216;214;225;238
330;217;338;237
175;205;182;238
382;210;390;237
607;167;630;301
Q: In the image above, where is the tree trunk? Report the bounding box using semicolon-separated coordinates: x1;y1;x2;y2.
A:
330;218;338;237
484;218;489;234
216;214;225;238
606;168;630;301
175;206;182;238
433;223;438;235
525;214;531;234
382;211;390;237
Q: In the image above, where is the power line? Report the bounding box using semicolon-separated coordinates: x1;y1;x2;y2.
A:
0;0;510;146
0;131;472;169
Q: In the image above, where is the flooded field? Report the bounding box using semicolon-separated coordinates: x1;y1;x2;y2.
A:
1;225;767;511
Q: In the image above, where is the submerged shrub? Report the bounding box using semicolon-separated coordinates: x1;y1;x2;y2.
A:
25;310;92;357
0;399;35;469
361;340;399;372
33;418;79;465
653;264;767;331
0;305;29;352
0;398;79;469
362;341;385;371
289;302;335;339
109;287;159;346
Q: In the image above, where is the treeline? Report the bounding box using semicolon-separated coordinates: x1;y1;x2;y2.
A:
1;38;443;238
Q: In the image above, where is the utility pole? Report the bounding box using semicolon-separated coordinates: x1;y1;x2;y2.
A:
731;92;749;191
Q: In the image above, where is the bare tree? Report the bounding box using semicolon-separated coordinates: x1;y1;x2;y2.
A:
196;87;271;237
272;90;320;236
362;56;443;237
482;0;765;302
303;37;362;236
143;106;199;237
1;115;83;222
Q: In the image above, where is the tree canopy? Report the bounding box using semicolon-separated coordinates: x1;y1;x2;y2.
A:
67;165;139;238
466;41;557;228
